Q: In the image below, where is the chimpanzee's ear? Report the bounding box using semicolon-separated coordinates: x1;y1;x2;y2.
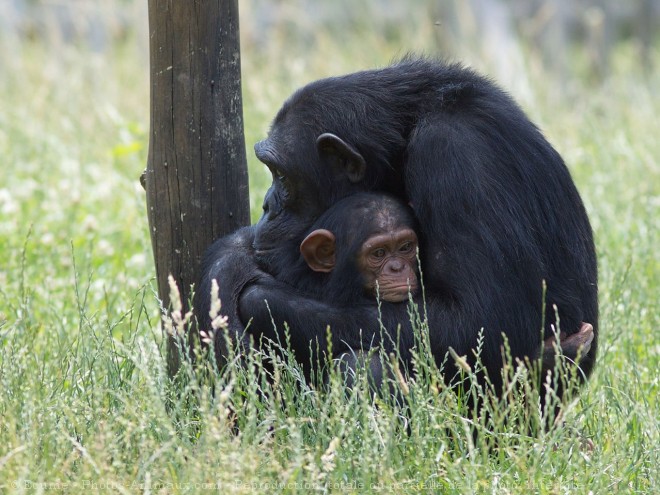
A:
316;133;366;183
300;229;336;273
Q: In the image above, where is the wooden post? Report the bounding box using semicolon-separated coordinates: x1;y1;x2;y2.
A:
144;0;249;377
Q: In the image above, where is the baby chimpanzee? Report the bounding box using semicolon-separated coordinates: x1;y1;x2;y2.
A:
287;192;418;387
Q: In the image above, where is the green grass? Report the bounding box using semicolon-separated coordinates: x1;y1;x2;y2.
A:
1;11;658;495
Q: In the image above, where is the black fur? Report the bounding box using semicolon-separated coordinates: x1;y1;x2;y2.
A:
196;58;598;391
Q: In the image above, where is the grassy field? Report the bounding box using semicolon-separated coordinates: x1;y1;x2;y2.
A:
1;7;658;494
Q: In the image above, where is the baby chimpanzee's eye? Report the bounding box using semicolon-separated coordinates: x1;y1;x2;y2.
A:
399;242;413;253
372;248;386;259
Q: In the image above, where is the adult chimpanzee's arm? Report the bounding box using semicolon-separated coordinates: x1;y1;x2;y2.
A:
403;106;597;384
195;226;265;361
239;279;390;372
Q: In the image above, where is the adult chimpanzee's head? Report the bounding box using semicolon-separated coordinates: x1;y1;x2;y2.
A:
252;74;411;274
253;130;366;250
299;193;419;304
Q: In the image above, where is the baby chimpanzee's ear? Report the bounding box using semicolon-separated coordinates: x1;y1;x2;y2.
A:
300;229;336;272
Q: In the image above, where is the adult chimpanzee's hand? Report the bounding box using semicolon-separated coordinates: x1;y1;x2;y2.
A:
542;322;595;372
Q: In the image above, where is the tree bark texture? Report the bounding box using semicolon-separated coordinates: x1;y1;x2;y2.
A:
145;0;249;376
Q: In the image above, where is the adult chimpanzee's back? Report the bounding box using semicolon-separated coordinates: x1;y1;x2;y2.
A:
198;58;598;393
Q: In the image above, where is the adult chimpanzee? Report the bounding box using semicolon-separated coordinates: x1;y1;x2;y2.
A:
262;190;594;385
195;58;598;394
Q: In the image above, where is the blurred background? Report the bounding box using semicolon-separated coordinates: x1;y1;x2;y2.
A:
2;1;658;89
2;0;657;82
